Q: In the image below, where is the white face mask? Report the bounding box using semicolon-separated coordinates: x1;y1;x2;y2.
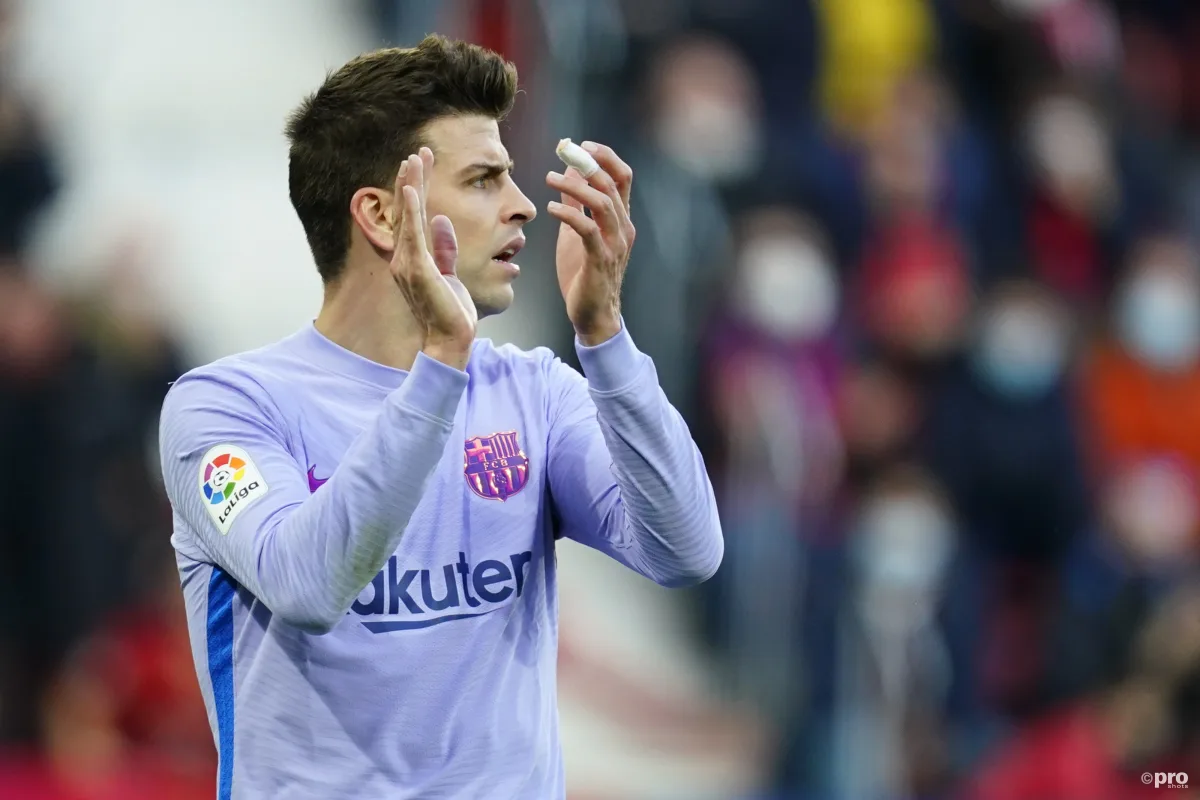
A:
1026;96;1110;187
856;494;953;594
1110;461;1198;569
654;95;763;182
1117;272;1200;372
736;235;839;341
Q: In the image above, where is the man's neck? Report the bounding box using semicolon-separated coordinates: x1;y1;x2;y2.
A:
314;264;428;372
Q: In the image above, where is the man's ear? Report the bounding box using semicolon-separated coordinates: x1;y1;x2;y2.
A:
350;186;396;251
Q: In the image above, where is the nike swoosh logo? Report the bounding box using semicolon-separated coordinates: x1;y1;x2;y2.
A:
307;466;328;493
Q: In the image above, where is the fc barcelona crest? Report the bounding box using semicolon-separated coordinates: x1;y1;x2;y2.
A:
464;431;530;501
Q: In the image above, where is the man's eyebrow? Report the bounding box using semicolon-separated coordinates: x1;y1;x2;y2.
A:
459;160;515;179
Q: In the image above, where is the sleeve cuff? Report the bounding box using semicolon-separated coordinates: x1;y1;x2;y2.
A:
394;352;470;423
574;320;647;394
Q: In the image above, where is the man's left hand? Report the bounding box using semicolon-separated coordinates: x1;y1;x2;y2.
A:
546;142;635;347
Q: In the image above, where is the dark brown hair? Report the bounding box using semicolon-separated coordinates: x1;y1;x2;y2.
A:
285;35;518;282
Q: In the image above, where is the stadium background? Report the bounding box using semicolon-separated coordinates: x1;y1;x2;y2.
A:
3;0;1200;797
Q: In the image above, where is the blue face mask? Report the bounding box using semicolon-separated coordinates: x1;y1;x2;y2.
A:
1118;276;1200;372
972;308;1066;399
975;351;1062;398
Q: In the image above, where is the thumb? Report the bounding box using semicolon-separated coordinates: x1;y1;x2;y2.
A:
429;215;458;275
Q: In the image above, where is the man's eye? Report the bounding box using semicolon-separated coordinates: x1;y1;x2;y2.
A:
471;176;491;189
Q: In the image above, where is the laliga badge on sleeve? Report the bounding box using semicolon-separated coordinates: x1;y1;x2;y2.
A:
198;444;269;535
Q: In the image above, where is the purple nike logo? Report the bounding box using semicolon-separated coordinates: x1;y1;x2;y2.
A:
307;466;328;493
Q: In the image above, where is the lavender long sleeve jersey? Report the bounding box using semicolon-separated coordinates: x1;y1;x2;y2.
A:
158;321;723;799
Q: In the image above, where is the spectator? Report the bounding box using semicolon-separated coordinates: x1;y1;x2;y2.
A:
0;243;185;745
1080;235;1200;483
1058;456;1200;697
787;465;958;800
837;358;924;492
813;0;935;142
925;279;1089;561
593;32;742;424
700;206;845;722
923;280;1091;721
37;556;214;800
965;580;1200;800
1018;85;1150;306
851;74;974;372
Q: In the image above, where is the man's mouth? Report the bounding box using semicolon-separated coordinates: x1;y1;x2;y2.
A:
491;237;526;273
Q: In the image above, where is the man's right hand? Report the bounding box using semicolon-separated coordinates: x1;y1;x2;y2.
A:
390;147;477;370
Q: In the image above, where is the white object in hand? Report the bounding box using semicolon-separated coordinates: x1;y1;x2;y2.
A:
556;138;600;178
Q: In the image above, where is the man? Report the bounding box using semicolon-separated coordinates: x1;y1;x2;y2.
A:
158;34;723;799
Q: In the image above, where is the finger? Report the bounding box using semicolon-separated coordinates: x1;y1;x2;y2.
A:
429;215;458;276
580;141;632;213
560;190;583;211
406;153;423;212
547;200;603;254
587;166;631;234
402;151;433;250
559;168;585;211
566;159;629;232
546;170;619;236
392;159;412;251
401;154;421;228
419;146;434;237
400;184;431;277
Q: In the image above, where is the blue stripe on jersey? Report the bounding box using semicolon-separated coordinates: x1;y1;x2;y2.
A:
207;567;238;799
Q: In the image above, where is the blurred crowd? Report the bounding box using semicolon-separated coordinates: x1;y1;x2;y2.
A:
5;0;1200;798
0;1;203;795
583;0;1200;796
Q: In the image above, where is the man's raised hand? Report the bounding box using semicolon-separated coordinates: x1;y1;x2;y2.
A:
545;141;635;346
390;147;477;369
